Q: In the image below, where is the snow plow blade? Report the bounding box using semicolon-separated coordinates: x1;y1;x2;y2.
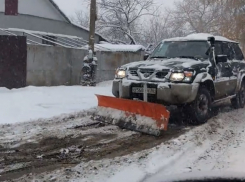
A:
96;95;170;136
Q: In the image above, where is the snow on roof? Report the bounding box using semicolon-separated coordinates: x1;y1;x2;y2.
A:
83;43;145;52
49;1;107;41
49;0;71;23
164;33;237;43
46;1;107;41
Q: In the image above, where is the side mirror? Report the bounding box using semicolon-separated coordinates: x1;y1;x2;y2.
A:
216;55;228;63
144;54;149;60
208;37;215;47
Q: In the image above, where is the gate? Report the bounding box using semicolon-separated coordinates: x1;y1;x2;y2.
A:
0;35;27;89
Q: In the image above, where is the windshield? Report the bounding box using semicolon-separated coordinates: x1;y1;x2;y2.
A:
150;41;210;60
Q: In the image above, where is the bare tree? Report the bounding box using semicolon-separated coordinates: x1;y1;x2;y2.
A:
171;0;222;35
69;1;91;28
70;11;90;28
218;0;245;52
141;11;170;46
171;0;244;51
141;6;187;48
97;0;156;44
71;0;244;52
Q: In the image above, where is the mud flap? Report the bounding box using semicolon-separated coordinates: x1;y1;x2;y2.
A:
95;95;170;136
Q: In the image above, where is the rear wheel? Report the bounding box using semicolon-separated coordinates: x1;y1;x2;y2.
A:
231;96;240;109
239;81;245;108
231;81;245;109
185;87;211;125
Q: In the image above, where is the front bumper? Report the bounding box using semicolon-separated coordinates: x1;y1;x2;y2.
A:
112;79;199;105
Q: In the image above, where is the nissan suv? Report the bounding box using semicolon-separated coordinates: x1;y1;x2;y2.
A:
112;33;245;124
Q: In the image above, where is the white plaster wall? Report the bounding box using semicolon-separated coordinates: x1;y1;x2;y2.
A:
0;0;67;22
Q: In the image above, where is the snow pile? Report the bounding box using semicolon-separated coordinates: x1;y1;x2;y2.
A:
96;80;113;87
95;107;162;130
0;82;113;125
1;107;135;149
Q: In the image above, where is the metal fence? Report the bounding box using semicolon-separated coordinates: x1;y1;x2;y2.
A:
0;28;88;48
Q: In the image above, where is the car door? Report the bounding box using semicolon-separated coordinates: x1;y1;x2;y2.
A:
229;43;245;93
222;42;239;95
214;42;233;99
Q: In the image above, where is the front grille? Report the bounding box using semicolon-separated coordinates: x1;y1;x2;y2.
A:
129;70;138;76
156;71;168;79
139;69;155;75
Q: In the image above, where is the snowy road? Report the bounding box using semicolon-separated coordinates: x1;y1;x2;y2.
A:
1;101;245;181
0;107;187;181
1;82;245;181
47;105;245;182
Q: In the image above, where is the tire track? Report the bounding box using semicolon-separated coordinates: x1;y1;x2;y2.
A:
0;108;188;181
190;111;245;172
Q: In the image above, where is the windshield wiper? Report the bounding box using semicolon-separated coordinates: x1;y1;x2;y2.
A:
150;56;169;59
175;56;199;60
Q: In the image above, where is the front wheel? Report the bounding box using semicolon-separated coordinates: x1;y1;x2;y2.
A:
184;87;211;125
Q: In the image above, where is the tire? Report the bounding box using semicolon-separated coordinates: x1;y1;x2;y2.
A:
231;81;245;109
239;81;245;108
184;87;211;125
231;95;240;109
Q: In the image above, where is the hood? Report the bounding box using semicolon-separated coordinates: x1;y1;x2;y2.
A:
121;58;210;71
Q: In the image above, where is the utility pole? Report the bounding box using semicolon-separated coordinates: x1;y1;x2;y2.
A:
80;0;98;86
89;0;97;53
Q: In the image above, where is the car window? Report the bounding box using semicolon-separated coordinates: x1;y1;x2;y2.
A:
150;41;209;60
214;42;222;56
222;42;234;60
232;43;244;61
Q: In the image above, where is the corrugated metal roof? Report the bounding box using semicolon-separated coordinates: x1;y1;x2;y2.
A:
83;43;145;52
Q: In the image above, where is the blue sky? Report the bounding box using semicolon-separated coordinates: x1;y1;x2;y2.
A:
53;0;176;18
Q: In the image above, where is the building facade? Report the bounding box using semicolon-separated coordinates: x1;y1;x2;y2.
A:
0;0;105;46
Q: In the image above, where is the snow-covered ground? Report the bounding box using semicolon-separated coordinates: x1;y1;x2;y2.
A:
29;107;245;182
2;81;245;182
0;81;113;124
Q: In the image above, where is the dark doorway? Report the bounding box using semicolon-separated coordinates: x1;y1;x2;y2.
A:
0;35;27;89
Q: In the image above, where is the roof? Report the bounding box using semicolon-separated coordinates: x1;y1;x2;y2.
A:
49;0;71;23
83;43;145;52
163;33;238;43
49;0;107;41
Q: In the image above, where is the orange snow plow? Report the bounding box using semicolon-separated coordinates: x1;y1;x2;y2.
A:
95;95;170;136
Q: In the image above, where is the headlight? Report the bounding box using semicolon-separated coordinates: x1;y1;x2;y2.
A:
115;69;126;79
170;73;185;81
183;71;194;82
170;71;194;82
